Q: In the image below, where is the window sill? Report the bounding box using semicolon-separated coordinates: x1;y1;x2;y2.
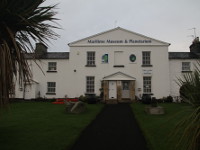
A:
85;93;96;96
47;71;57;73
142;65;153;67
182;71;192;73
85;65;96;67
46;93;56;95
143;93;154;95
113;65;125;68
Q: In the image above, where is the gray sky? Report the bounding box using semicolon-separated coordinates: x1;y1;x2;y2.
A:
43;0;200;52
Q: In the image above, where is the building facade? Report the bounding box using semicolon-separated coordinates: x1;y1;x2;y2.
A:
14;27;200;103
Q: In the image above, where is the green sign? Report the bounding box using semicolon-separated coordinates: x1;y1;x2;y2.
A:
130;54;136;62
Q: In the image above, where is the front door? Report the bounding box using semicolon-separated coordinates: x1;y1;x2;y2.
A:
109;81;117;99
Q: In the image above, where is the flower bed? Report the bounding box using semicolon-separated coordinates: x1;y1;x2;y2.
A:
52;98;78;104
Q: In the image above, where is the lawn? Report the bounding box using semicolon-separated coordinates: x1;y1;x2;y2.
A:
0;102;104;150
131;103;193;150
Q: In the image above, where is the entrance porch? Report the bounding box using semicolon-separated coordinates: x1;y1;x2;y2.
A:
102;72;136;104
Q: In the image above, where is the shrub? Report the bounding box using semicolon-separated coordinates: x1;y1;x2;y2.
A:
164;96;173;103
86;94;98;104
151;97;158;107
156;98;164;103
142;94;151;104
79;95;87;102
175;60;200;150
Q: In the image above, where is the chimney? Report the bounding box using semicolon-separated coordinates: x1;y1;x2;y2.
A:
35;43;47;56
190;37;200;53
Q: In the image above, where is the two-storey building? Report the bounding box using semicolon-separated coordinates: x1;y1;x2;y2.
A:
14;27;200;103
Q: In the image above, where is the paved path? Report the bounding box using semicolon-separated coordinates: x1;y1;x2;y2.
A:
70;104;148;150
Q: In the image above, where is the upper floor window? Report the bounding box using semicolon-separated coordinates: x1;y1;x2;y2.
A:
48;62;57;72
142;51;151;66
102;54;108;63
114;51;124;67
182;62;191;72
86;52;96;67
47;82;56;94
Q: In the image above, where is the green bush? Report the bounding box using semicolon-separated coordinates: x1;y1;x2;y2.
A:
79;95;87;102
164;96;173;103
151;97;158;107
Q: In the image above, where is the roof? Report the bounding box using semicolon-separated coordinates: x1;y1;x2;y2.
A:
169;52;200;59
69;27;170;46
25;52;69;59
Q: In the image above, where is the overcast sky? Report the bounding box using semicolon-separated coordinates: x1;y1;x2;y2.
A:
43;0;200;52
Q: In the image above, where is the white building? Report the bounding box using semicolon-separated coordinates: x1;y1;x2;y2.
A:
14;27;200;103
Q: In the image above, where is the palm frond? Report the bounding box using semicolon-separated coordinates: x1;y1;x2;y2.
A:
175;60;200;150
0;0;59;108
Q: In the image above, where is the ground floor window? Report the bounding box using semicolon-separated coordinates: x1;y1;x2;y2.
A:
86;76;95;93
47;82;56;94
143;77;151;93
122;81;129;90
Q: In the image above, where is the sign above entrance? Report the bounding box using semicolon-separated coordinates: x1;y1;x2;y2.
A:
88;39;152;44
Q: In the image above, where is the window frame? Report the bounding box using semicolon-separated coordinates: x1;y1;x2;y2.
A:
122;81;130;90
142;51;152;67
182;62;191;72
46;82;56;95
102;54;109;63
47;62;57;72
113;51;125;67
86;76;95;94
86;51;96;67
143;76;152;94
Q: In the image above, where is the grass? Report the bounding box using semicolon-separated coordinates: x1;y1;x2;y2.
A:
131;102;193;150
0;102;104;150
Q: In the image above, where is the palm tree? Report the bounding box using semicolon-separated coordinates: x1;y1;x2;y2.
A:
178;61;200;107
0;0;59;108
175;60;200;150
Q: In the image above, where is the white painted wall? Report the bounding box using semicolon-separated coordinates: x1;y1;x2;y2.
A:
14;28;172;100
15;59;70;99
169;59;197;97
68;45;170;99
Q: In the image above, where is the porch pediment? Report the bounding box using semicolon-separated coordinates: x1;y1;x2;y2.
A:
103;72;136;81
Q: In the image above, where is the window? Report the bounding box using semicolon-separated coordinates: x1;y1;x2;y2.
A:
102;54;108;63
130;54;136;62
143;77;151;93
86;52;95;66
142;51;151;66
86;76;95;93
47;82;56;94
114;51;124;67
182;62;191;72
48;62;57;71
122;81;129;90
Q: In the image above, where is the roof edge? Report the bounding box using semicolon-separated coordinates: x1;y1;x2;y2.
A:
68;27;170;46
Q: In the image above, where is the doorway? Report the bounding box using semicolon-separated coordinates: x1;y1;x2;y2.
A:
109;81;117;99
